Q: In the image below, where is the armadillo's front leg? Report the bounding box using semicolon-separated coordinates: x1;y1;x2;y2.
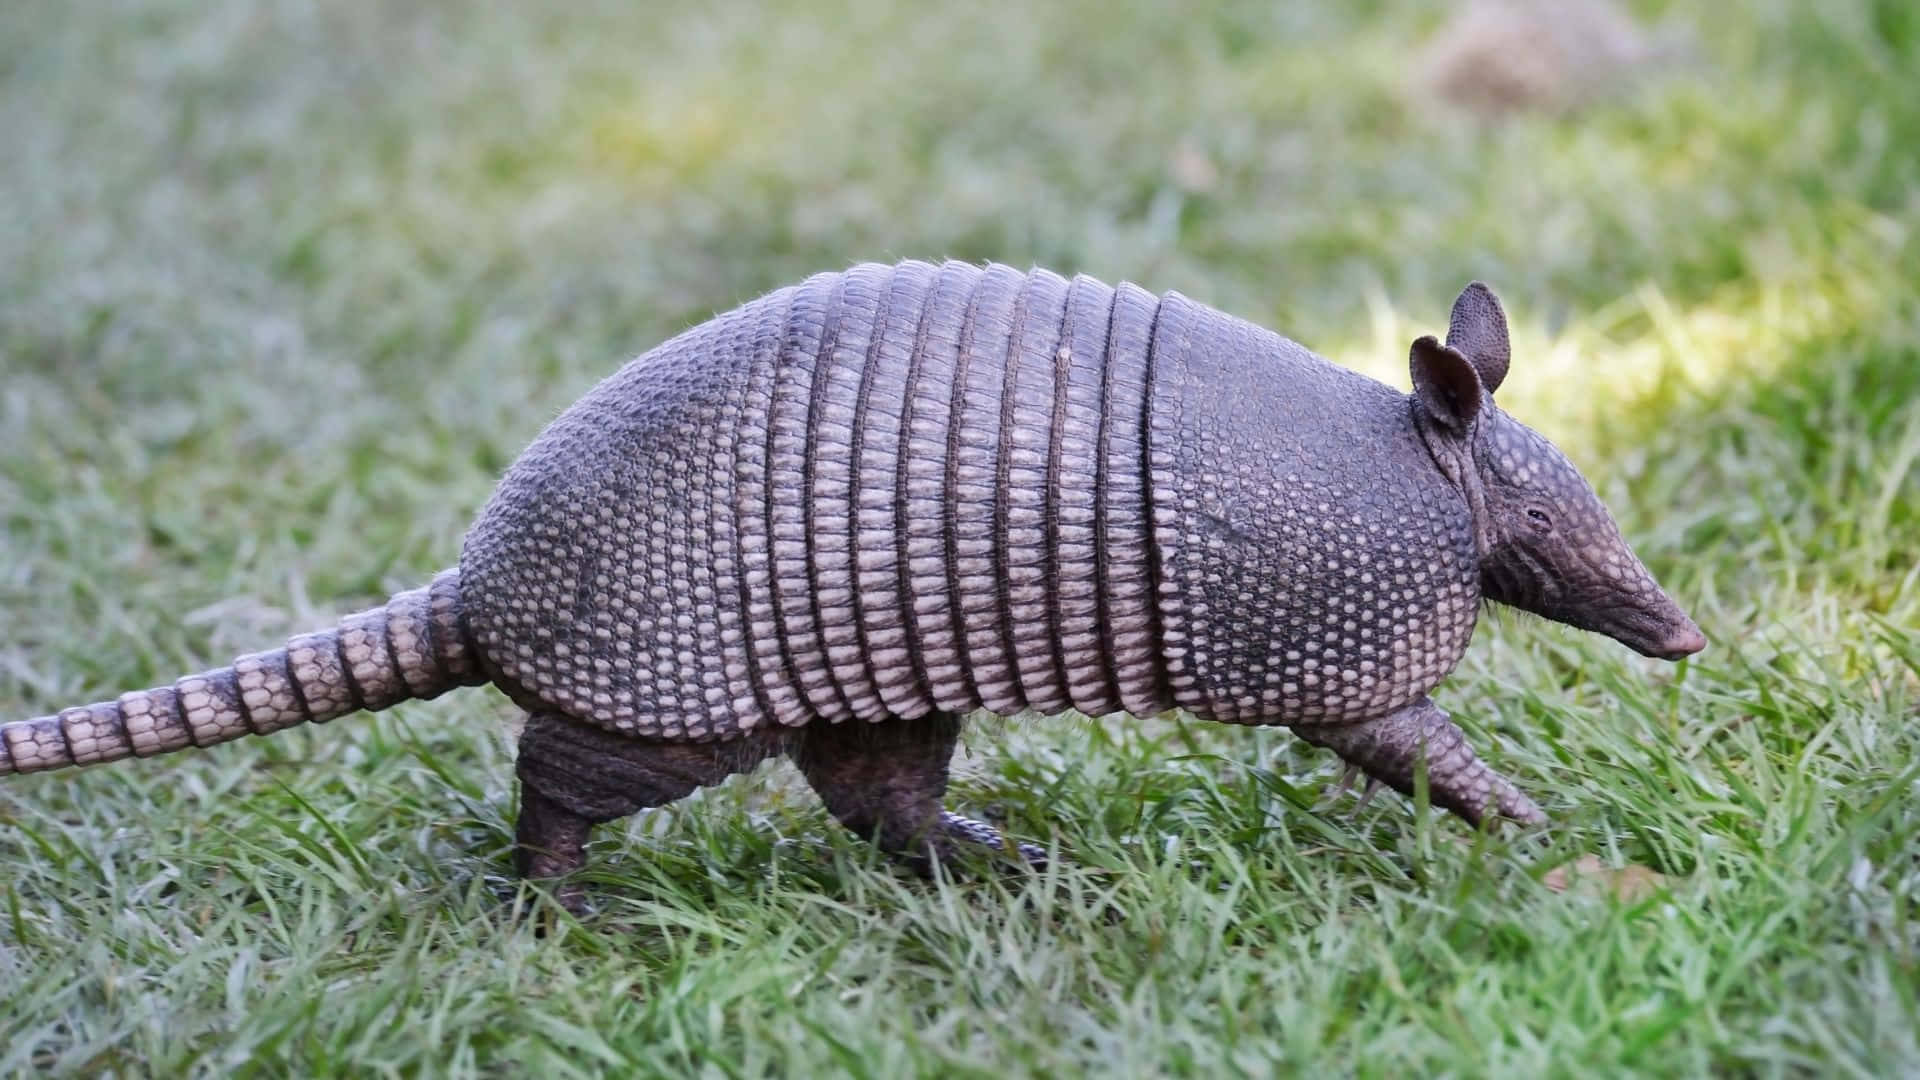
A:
1293;697;1546;828
793;713;1047;874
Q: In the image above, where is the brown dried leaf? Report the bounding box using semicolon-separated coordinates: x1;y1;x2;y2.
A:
1168;140;1218;194
1543;854;1669;901
1414;0;1694;115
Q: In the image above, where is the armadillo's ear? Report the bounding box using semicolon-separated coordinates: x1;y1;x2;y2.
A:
1410;334;1484;437
1445;281;1510;394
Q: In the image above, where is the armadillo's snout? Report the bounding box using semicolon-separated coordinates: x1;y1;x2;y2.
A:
1649;619;1707;661
1585;546;1707;662
1614;595;1707;661
1572;578;1708;662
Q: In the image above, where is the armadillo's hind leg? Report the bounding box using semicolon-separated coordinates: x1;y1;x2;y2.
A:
513;711;787;913
1293;696;1546;829
513;787;594;913
793;713;1047;875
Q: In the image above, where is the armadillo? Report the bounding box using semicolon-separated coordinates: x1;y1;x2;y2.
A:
1;260;1706;910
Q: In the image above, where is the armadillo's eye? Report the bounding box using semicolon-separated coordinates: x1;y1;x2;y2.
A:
1525;507;1553;533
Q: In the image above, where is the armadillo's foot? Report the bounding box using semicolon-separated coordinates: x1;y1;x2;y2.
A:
1330;763;1379;806
514;787;594;916
1335;768;1391;814
1294;696;1546;829
794;713;1047;877
513;710;789;915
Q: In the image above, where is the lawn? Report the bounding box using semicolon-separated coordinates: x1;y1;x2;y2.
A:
2;0;1916;1074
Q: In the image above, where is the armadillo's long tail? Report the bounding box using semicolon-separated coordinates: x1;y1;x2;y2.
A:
1;569;489;776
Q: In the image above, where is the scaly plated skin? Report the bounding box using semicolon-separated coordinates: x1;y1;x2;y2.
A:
1;266;1704;913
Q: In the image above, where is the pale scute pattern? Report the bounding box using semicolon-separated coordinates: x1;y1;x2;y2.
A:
1;571;485;774
1149;293;1481;724
460;261;1174;740
461;261;1497;742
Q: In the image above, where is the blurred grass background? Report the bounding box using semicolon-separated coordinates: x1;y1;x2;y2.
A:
2;0;1916;1074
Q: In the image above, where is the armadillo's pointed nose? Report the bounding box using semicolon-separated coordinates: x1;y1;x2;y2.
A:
1654;621;1707;661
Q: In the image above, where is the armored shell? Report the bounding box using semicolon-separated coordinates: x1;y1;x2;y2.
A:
460;260;1480;741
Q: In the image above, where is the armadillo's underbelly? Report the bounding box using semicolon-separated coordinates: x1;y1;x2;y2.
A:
462;260;1170;741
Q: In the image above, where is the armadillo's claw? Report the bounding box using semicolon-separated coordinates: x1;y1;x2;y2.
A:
1352;777;1385;814
1332;763;1362;799
1295;697;1548;831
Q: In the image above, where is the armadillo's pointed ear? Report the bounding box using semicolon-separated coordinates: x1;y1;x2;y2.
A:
1410;334;1484;437
1446;281;1510;394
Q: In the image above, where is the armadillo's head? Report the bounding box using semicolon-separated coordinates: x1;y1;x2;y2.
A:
1408;282;1706;662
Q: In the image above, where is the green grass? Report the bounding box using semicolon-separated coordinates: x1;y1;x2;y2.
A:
3;0;1917;1074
